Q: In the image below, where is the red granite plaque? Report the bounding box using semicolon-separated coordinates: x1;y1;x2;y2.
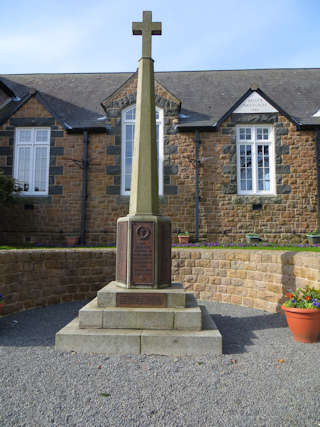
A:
116;292;166;307
158;221;171;285
116;221;128;284
131;222;154;286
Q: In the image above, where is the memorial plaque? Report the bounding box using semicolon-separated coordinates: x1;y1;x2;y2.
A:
131;222;154;285
116;221;127;284
158;221;171;285
116;292;166;308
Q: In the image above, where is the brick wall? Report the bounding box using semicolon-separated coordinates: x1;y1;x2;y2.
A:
1;249;319;316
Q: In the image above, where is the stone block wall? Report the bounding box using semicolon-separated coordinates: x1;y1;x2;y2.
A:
172;249;320;312
1;249;319;316
0;249;115;315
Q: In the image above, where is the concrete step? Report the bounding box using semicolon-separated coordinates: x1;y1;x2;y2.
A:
79;298;202;331
55;306;222;356
97;281;189;309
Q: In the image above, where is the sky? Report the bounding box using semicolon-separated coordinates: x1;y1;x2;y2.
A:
1;0;320;75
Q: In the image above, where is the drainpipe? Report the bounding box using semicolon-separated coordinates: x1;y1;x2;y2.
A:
80;130;88;245
315;129;320;229
194;130;200;242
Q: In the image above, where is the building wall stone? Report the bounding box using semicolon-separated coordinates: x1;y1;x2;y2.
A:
0;91;319;245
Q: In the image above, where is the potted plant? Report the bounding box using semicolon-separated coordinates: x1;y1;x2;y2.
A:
282;286;320;343
246;233;260;244
65;234;80;247
0;294;5;314
306;231;320;245
177;232;190;244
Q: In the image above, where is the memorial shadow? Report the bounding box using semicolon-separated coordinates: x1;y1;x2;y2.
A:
211;312;288;355
0;300;88;347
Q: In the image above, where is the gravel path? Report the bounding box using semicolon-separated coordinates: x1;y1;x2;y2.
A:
0;300;319;427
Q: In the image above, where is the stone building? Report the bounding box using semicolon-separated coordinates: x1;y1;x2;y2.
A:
0;68;319;245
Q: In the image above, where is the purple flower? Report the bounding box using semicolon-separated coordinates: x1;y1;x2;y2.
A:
292;298;296;303
312;300;320;308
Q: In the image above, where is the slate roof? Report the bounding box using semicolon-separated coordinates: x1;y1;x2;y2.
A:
1;68;320;131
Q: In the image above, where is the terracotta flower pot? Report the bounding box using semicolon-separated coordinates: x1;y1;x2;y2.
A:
282;305;320;343
178;235;189;244
65;236;79;247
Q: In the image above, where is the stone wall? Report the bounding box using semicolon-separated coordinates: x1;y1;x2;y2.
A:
0;87;319;246
0;249;115;315
172;249;320;312
1;249;319;316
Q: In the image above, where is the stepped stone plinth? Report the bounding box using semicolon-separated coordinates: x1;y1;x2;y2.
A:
56;283;222;356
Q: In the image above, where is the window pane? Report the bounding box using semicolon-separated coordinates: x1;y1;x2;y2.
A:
238;144;252;192
125;174;131;191
18;129;32;143
264;145;269;155
265;181;270;191
126;140;133;157
257;128;262;140
125;157;132;174
258;180;264;190
35;129;49;143
125;107;136;121
123;109;161;193
239;128;251;140
263;128;269;140
34;146;48;191
17;147;31;191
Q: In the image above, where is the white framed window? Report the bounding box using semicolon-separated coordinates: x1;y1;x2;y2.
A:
236;125;275;195
121;105;163;195
14;127;50;196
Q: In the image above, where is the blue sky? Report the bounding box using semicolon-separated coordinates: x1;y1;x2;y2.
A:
1;0;320;74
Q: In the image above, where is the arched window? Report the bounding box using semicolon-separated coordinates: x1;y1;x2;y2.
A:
121;105;163;195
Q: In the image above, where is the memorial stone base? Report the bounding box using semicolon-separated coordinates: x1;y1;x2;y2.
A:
116;215;172;289
55;282;222;356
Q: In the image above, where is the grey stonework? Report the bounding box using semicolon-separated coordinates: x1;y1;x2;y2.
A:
10;117;55;127
49;185;63;195
222;113;291;202
103;91;180;201
232;195;282;205
277;184;291;194
230;113;278;124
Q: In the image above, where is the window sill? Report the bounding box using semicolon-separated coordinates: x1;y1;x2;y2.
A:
14;195;52;204
232;195;282;205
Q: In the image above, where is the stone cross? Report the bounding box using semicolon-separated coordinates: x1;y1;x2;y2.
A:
114;11;171;289
132;11;162;58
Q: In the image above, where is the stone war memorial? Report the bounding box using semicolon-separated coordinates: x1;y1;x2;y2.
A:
55;11;222;356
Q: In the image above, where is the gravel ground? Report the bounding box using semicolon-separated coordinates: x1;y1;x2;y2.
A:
0;300;319;427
